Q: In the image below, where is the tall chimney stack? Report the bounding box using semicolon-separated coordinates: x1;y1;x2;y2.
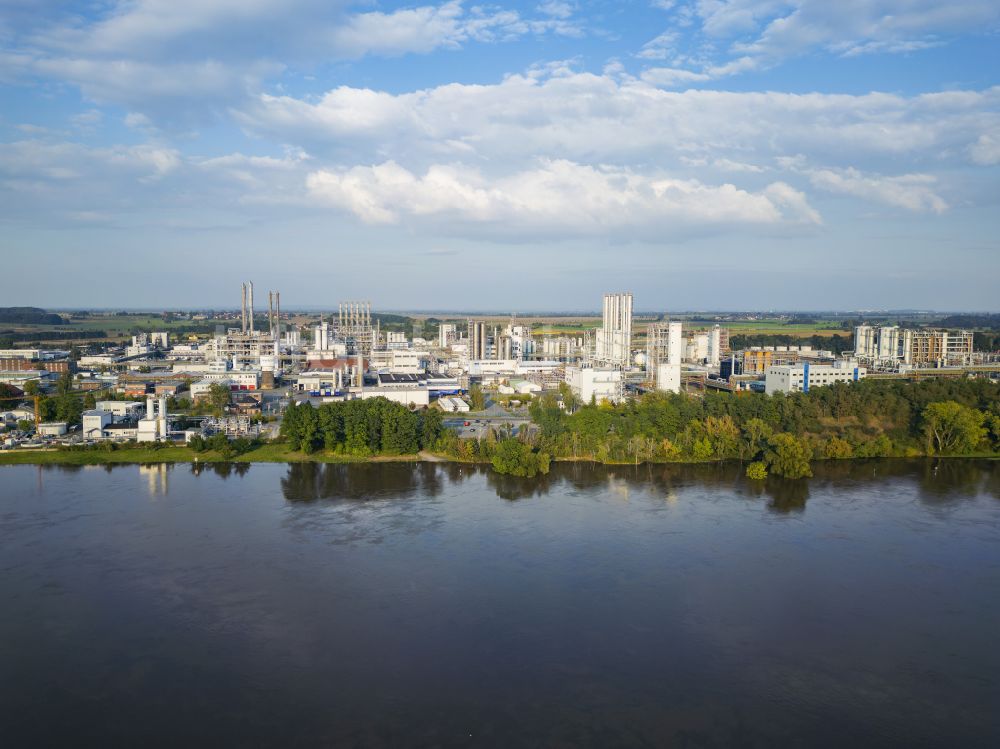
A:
248;281;254;334
241;283;247;333
274;291;281;359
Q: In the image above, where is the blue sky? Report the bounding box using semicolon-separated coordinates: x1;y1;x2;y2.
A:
1;0;998;311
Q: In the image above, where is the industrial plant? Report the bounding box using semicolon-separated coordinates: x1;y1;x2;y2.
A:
2;282;998;451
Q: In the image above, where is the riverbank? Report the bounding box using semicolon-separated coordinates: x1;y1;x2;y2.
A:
0;444;424;466
0;444;995;467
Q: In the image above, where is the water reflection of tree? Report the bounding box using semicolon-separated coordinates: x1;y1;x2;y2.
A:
210;462;233;479
486;470;552;501
918;459;986;503
986;462;1000;501
48;463;85;474
280;462;447;502
764;477;810;513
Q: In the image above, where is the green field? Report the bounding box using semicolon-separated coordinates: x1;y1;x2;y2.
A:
2;310;853;349
0;313;234;345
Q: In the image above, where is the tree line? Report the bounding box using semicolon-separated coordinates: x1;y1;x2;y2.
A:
280;398;444;456
507;377;1000;479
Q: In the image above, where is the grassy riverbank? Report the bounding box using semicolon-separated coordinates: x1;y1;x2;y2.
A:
1;444;995;468
0;444;423;466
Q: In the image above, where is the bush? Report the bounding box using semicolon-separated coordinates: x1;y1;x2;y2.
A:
490;438;551;478
764;433;813;479
824;437;854;459
745;461;768;480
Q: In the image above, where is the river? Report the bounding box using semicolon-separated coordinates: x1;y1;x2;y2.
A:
1;460;999;747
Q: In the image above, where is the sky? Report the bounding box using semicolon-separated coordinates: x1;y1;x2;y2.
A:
1;0;998;312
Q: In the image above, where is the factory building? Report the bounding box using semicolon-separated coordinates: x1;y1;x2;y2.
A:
36;422;68;437
765;361;866;395
438;323;457;348
542;335;587;360
499;320;534;360
137;395;170;442
467;320;487;361
646;321;683;387
369;349;428;374
707;325;723;367
385;331;408;350
655;363;681;394
209;281;282;379
854;325;975;367
314;302;378;356
95;400;145;419
742;349;775;375
565;366;624;404
596;292;633;366
82;410;114;439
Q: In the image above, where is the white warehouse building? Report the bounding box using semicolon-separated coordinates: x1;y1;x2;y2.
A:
765;361;866;395
565;366;623;404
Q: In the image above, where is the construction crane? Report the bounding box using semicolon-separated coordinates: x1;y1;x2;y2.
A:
0;393;42;429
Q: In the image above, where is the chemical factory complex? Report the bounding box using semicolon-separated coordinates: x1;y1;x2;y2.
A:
1;284;997;449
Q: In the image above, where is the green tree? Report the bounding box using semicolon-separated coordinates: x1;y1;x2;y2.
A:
746;461;768;480
56;371;73;396
558;381;578;413
23;380;40;396
297;403;320;453
529;391;565;439
420;408;444;449
764;433;813;479
855;434;893;458
989;413;1000;450
208;383;231;416
691;437;713;461
54;393;83;425
490;438;550;477
922;401;987;454
469;384;486;411
824;437;853;459
705;415;740;459
740;418;773;460
208;432;234;459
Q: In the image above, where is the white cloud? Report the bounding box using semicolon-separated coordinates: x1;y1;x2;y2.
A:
328;1;551;59
34;57;281;115
644;1;1000;81
9;0;581;118
969;134;1000;166
537;2;576;20
306;159;820;234
236;73;1000;175
712;158;765;173
808;167;948;214
636;31;680;60
640;66;711;85
0;140;180;182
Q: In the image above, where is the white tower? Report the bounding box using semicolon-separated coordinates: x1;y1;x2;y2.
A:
596;292;633;366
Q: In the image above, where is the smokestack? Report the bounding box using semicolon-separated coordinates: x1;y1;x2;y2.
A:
248;281;254;334
275;292;281;358
268;291;274;336
241;283;247;333
158;395;167;439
